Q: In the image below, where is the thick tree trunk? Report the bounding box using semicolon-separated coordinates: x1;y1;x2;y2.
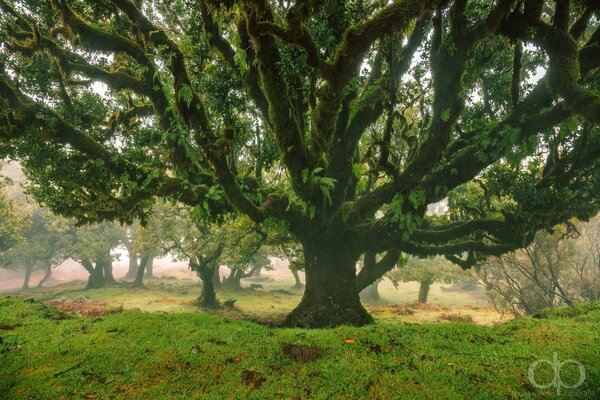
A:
125;247;139;279
22;264;33;289
212;265;221;290
83;259;105;289
291;269;304;288
360;279;381;302
36;265;52;288
418;278;433;303
132;255;150;288
144;256;154;279
221;269;244;290
252;266;262;277
99;252;116;284
284;239;372;328
196;262;219;308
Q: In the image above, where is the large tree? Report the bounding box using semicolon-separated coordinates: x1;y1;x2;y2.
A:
0;1;599;326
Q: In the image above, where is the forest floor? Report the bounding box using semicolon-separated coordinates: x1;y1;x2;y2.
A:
4;271;509;326
1;296;599;399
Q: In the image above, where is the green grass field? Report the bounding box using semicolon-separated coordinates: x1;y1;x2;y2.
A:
8;272;508;326
1;293;599;399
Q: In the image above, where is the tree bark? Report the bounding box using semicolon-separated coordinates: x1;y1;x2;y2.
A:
144;256;154;279
125;247;139;279
284;238;373;328
99;251;116;284
291;269;304;288
132;254;150;288
195;262;219;308
36;265;52;288
22;264;33;289
222;269;244;290
418;277;433;303
83;259;105;289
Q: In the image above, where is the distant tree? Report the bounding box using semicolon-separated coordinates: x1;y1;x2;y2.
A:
389;256;466;303
129;209;166;288
0;207;70;289
2;1;599;326
0;179;28;254
122;222;141;279
477;217;600;316
67;222;124;289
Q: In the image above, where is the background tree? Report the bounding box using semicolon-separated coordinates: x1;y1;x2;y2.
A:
477;217;600;315
150;203;267;307
0;206;71;289
389;256;466;303
0;174;27;253
1;1;599;326
67;222;124;289
122;221;141;279
129;210;166;288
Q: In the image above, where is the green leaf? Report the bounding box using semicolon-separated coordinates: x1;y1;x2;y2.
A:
441;109;451;122
178;84;194;108
408;189;426;210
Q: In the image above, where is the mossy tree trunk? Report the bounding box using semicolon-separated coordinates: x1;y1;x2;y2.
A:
222;267;257;291
125;246;139;279
22;264;33;289
418;276;434;303
221;269;244;290
284;236;372;328
98;251;116;284
144;256;154;279
291;269;304;288
132;254;150;288
36;265;52;288
82;258;105;289
194;260;219;308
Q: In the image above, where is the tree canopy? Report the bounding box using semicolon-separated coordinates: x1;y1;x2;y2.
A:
0;0;599;326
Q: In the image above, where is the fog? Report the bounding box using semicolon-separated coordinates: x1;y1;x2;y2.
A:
0;254;298;293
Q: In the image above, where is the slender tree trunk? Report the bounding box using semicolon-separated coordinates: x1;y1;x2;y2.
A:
196;262;219;308
360;279;381;302
284;238;372;328
291;269;304;288
418;278;433;303
132;255;150;288
22;264;33;289
212;265;221;290
252;266;263;277
83;259;105;289
125;247;139;279
144;256;154;279
36;265;52;288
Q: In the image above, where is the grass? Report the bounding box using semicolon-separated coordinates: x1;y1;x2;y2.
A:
1;295;599;399
12;272;507;325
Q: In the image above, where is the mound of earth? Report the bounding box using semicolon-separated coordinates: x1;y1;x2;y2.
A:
44;296;110;317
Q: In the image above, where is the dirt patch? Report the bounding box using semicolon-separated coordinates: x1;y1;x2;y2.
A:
0;323;22;330
439;313;474;323
282;343;326;363
44;297;109;317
